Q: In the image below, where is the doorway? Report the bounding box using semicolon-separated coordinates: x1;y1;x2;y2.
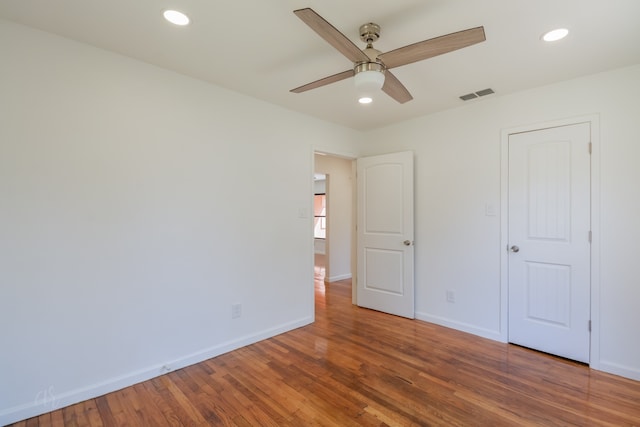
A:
313;175;327;282
313;153;355;297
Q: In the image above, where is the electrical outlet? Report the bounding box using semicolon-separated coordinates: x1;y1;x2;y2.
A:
231;303;242;319
446;290;456;303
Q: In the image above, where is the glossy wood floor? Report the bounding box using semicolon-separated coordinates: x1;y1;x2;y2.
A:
12;257;640;426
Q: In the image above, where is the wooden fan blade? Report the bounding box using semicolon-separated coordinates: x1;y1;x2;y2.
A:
378;27;485;69
294;8;370;64
290;69;354;93
382;71;413;104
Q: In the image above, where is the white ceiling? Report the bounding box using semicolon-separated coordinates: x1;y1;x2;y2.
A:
2;0;639;131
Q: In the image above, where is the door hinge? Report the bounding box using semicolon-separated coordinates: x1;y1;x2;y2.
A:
588;142;592;154
588;230;592;243
588;320;592;332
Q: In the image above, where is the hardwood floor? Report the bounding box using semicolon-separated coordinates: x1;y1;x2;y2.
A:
11;263;640;426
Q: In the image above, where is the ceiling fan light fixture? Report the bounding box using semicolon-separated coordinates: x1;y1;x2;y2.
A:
354;63;385;103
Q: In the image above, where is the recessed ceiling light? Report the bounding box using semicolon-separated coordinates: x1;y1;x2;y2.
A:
542;28;569;42
358;97;373;104
163;10;190;26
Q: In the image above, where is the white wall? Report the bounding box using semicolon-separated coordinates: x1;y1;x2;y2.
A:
358;64;640;381
2;16;639;426
314;155;353;282
0;20;361;425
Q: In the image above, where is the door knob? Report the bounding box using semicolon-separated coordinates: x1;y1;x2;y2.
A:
510;245;520;253
403;240;412;246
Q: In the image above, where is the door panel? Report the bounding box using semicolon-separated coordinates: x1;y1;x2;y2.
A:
508;123;591;363
357;151;414;319
363;248;403;294
525;262;571;326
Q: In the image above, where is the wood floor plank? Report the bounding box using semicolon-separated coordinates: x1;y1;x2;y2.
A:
224;358;306;416
139;381;184;426
156;375;211;425
170;367;231;424
8;273;640;426
202;358;283;426
78;400;103;427
93;396;117;426
130;382;179;426
103;390;138;426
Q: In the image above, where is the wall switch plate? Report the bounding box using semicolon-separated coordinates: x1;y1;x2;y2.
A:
485;203;497;216
231;303;242;319
446;290;456;303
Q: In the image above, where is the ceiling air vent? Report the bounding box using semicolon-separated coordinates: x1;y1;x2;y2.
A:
460;88;495;101
459;93;478;101
475;88;494;97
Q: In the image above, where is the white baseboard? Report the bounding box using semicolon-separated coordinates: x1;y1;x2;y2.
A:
0;317;313;426
415;311;503;342
325;273;352;283
596;360;640;381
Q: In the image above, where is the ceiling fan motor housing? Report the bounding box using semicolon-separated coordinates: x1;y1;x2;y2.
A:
359;22;381;44
359;23;384;65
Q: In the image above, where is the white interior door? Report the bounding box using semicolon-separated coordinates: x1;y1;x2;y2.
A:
508;123;591;363
357;151;414;319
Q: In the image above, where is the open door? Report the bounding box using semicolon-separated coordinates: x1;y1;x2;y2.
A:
357;151;414;318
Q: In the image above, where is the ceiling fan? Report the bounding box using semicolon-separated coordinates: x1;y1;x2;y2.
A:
290;8;486;104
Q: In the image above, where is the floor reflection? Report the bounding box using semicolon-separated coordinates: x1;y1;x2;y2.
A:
314;253;325;279
314;253;326;298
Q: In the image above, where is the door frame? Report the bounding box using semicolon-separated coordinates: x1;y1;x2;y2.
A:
311;146;358;306
499;114;601;369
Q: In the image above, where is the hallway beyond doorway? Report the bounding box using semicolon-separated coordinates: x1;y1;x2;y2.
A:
314;253;325;282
